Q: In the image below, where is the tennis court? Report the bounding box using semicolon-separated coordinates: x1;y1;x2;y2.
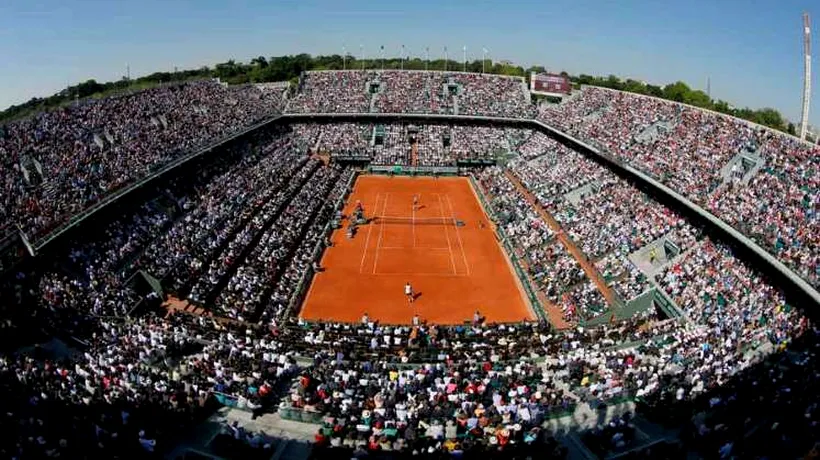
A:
299;175;535;325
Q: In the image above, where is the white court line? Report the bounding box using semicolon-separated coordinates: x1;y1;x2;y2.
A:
369;272;468;278
358;193;381;274
371;193;390;274
446;194;472;276
436;193;458;275
379;246;451;250
411;193;416;248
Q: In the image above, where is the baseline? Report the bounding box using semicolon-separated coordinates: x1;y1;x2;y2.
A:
379;246;451;250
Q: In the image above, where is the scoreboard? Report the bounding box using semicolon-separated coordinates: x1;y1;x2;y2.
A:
530;72;571;96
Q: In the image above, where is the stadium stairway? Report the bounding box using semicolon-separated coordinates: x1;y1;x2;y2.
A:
717;149;764;188
504;169;623;310
311;129;324;152
369;92;379;113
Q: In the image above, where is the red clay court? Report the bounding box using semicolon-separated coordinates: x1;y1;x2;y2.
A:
300;175;535;325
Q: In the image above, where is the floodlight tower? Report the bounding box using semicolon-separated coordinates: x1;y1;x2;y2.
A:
800;12;811;140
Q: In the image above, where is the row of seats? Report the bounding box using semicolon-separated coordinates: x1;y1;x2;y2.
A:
537;87;819;290
291;123;527;166
287;70;532;118
1;80;283;241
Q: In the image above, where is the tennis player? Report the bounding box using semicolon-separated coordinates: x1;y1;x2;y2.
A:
405;281;414;303
412;194;419;210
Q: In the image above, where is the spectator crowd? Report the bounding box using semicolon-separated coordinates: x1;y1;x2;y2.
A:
286;70;533;118
538;86;819;290
0;80;283;241
0;76;816;459
291;122;526;166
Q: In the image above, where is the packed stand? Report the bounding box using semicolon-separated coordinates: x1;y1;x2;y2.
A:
296;351;569;458
3;113;818;459
0;80;283;241
657;239;801;345
289;122;516;166
292;123;372;158
511;150;699;302
476;167;607;320
212;161;340;321
286;70;534;118
265;168;355;321
287;71;373;113
539;86;819;289
455;73;534;118
36;132;293;328
708;132;819;288
185;157;320;311
135;137;306;297
0;311;300;459
372;71;452;115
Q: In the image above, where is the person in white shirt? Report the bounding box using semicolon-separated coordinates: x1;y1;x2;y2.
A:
405;282;414;304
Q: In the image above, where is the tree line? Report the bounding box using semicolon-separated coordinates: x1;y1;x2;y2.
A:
0;53;801;136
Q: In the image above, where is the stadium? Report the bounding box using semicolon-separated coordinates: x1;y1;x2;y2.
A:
0;56;818;459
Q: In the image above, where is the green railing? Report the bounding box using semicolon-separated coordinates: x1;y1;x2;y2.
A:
279;405;326;424
369;165;459;175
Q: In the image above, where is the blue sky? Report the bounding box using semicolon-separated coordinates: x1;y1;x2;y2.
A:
0;0;818;126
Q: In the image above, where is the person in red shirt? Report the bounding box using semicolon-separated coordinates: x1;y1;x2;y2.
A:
314;429;327;446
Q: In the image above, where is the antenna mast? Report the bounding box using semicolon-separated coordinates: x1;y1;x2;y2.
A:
800;12;811;140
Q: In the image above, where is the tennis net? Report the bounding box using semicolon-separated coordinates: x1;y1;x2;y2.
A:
372;216;464;226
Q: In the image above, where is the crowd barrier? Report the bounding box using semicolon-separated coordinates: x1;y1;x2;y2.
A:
369;165;459;176
278;405;326;424
211;391;252;412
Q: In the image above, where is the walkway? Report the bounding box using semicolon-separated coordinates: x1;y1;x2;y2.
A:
505;170;621;310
